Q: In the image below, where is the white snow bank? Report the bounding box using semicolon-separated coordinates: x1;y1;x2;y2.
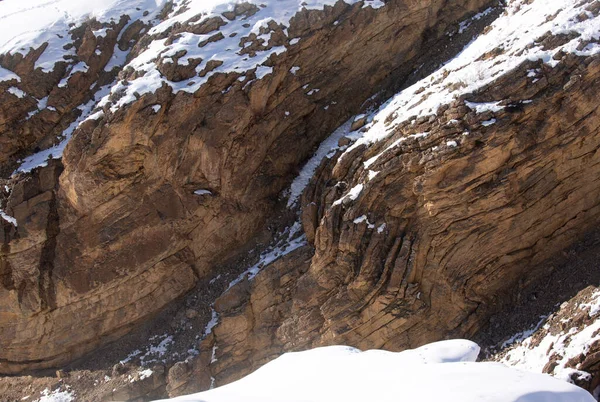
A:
158;339;593;402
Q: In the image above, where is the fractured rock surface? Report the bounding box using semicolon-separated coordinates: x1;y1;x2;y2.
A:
0;0;490;374
184;52;600;395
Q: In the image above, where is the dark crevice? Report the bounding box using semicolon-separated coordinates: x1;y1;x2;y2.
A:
38;191;61;312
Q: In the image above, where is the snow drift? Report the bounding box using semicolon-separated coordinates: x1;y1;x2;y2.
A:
159;340;594;402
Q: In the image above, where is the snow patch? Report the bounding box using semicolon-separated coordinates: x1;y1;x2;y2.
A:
465;100;504;114
0;209;17;226
7;86;26;98
287;119;353;208
194;189;213;196
36;387;74;402
332;183;363;206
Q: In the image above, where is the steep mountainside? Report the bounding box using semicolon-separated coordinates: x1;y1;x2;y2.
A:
0;0;491;375
1;0;600;400
173;0;600;394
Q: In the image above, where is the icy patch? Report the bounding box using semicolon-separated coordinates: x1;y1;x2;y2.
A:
37;387;74;402
194;189;213;196
0;66;20;82
353;215;367;224
7;86;26;98
353;214;375;228
367;170;379;180
580;291;600;317
0;209;17;226
139;368;153;380
465;100;504;114
211;345;219;363
362;0;385;9
287;119;353;208
93;28;109;39
204;308;219;337
332;183;363;206
37;97;48;110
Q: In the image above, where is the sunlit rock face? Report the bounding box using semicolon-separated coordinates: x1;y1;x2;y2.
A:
0;0;490;373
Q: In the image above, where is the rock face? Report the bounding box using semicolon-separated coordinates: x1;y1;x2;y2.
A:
0;15;147;176
0;0;491;373
179;47;600;395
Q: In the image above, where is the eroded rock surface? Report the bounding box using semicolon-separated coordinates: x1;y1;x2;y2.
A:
0;0;490;374
181;51;600;395
0;15;148;176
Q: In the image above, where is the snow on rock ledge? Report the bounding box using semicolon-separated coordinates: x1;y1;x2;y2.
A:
97;0;385;113
159;340;594;402
0;0;167;74
343;0;600;161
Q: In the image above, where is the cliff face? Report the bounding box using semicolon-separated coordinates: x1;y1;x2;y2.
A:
165;0;600;395
1;0;600;399
192;53;600;389
0;0;491;374
0;6;152;176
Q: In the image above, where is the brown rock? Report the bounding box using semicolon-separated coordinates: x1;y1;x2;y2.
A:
177;54;600;393
0;0;491;374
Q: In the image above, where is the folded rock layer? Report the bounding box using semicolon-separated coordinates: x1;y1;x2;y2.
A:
180;52;600;395
0;0;489;373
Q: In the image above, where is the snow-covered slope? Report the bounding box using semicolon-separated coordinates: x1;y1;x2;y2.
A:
159;340;593;402
494;286;600;396
339;0;600;169
97;0;384;113
0;0;385;174
0;0;167;75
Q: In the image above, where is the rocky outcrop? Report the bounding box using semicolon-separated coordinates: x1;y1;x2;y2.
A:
0;0;491;373
0;15;148;176
176;52;600;394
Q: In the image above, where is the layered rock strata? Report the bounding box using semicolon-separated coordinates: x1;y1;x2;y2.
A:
178;52;600;395
0;0;490;373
